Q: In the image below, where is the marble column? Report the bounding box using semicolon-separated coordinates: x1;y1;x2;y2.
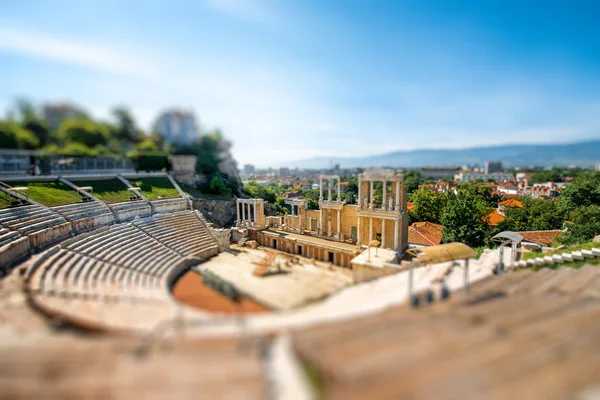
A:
242;201;246;222
381;219;386;247
337;179;341;201
328;209;331;237
328;179;333;201
395;179;401;211
337;209;341;238
319;176;323;201
394;219;399;250
369;217;373;243
382;180;387;210
369;180;374;208
236;201;241;225
358;177;362;209
357;216;361;245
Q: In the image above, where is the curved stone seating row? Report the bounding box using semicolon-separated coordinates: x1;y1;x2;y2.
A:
25;211;218;330
150;198;189;214
108;201;152;223
0;204;72;251
60;224;183;275
513;247;600;269
132;211;219;258
0;227;21;247
52;201;115;233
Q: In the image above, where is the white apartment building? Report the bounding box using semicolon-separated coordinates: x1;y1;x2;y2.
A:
154;110;199;145
454;171;514;183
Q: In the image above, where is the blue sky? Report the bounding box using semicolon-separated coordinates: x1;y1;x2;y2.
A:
1;0;599;166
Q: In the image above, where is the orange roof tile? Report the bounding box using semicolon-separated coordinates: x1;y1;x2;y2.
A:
519;230;563;246
487;209;505;226
408;222;444;247
499;199;523;208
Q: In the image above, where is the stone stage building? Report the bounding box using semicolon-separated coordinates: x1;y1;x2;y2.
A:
235;168;409;269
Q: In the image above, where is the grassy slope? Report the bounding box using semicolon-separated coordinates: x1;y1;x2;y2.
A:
11;181;78;207
0;196;9;209
127;177;180;201
70;179;130;204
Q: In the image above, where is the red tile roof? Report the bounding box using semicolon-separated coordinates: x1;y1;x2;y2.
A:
487;209;505;226
499;199;523;208
519;230;563;246
408;222;444;247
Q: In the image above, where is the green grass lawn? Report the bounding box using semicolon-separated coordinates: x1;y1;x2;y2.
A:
0;196;10;209
127;177;181;201
10;180;79;207
70;178;130;204
522;241;600;260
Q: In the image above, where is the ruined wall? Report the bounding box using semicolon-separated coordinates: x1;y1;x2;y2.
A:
191;198;237;228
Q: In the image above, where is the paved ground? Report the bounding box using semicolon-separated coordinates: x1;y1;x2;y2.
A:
200;246;353;310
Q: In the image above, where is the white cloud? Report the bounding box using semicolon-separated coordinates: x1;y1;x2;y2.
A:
0;26;156;78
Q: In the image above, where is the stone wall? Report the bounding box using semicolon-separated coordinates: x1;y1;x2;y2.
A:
191;198;237;228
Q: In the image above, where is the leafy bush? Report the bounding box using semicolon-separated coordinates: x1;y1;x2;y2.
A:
0;121;40;149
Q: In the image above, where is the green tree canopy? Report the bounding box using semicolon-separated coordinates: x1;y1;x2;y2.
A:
440;190;490;248
410;187;446;224
0;121;40;149
559;205;600;245
557;179;600;215
58;119;110;148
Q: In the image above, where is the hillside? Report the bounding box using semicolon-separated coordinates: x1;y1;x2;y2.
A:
281;139;600;169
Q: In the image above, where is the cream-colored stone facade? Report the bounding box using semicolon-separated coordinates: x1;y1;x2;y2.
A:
253;168;408;268
236;198;266;228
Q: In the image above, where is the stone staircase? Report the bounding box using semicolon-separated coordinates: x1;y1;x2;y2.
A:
514;247;600;269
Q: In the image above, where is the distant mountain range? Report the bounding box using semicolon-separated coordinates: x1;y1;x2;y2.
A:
281;139;600;169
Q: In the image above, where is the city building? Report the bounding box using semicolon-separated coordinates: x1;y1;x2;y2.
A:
420;167;460;179
484;161;503;174
43;102;86;129
154;110;199;145
243;164;255;177
454;171;514;183
278;167;290;177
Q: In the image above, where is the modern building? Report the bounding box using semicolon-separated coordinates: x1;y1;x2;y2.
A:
484;161;503;174
454;171;514;183
154;110;199;145
43;102;86;129
278;167;290;177
420;167;460;179
243;164;256;177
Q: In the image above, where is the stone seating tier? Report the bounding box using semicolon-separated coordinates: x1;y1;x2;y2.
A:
0;227;22;247
0;205;68;235
53;201;114;220
133;212;218;257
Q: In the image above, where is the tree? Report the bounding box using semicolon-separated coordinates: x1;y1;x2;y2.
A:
410;187;446;223
0;121;40;149
22;119;50;147
111;106;139;142
559;206;600;245
209;174;232;195
557;179;600;215
404;170;422;193
136;139;159;152
58;119;110;148
440;191;490;248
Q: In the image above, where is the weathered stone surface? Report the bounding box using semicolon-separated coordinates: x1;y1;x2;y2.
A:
28;222;72;250
0;236;29;273
191;198;236;228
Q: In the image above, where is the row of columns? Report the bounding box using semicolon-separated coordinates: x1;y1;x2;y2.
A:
237;200;257;226
358;216;401;249
319;208;342;238
319;175;342;202
288;202;303;231
358;178;404;211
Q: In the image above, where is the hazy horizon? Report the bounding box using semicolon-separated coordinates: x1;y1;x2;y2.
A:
2;1;599;166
